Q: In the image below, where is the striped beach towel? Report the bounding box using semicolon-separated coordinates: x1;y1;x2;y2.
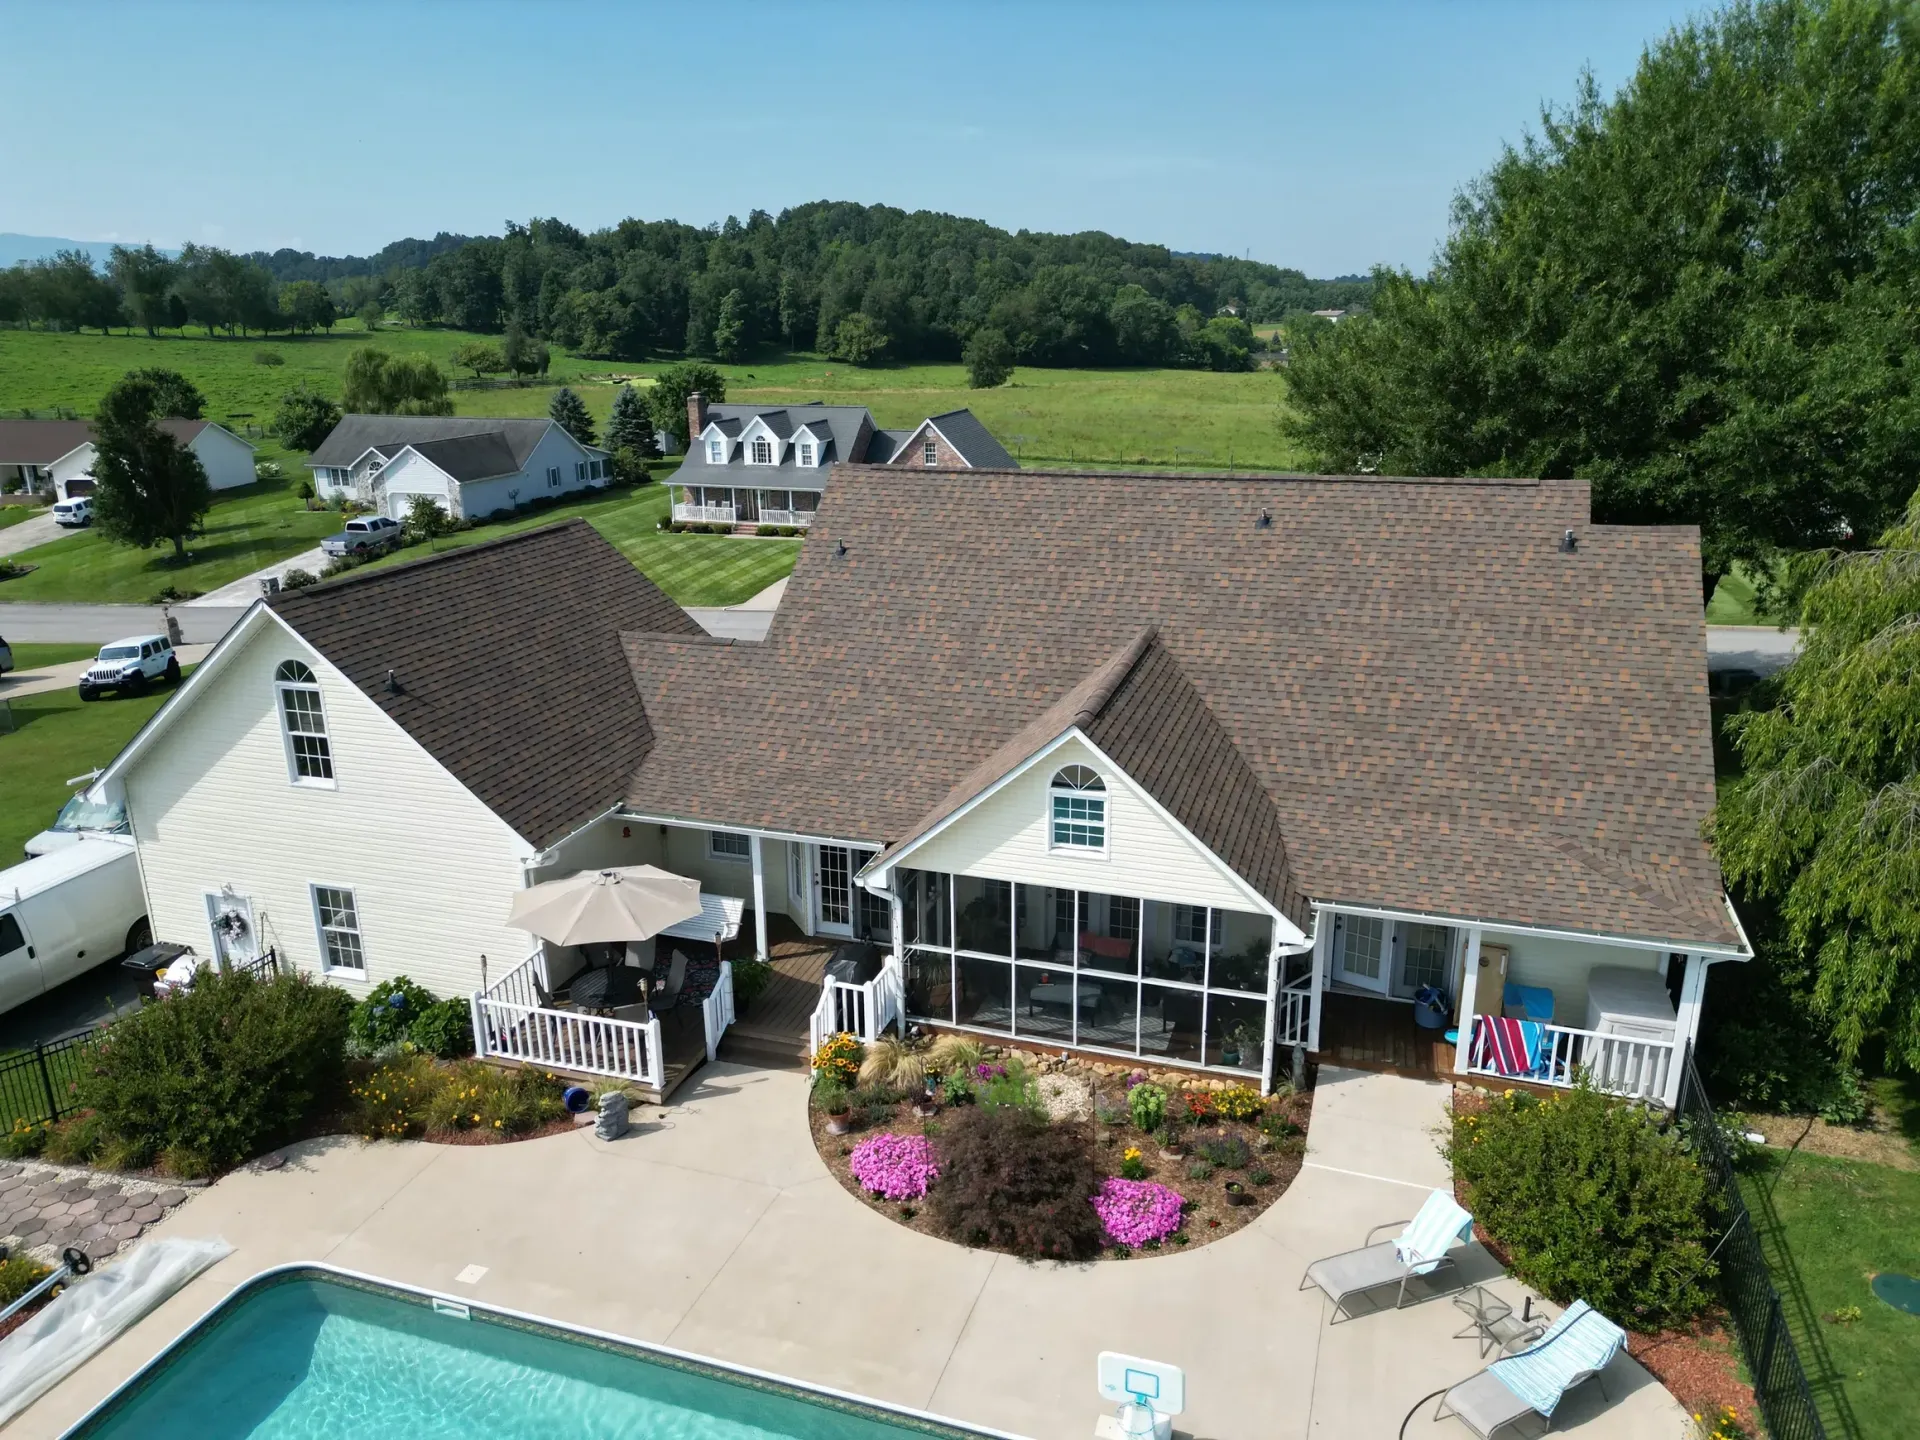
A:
1488;1300;1626;1417
1475;1016;1544;1077
1394;1189;1474;1275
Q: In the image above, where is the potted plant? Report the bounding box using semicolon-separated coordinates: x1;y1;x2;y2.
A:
1156;1117;1187;1161
1220;1021;1261;1069
1223;1178;1253;1207
816;1077;854;1135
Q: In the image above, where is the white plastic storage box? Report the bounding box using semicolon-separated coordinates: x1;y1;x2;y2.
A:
1583;965;1677;1042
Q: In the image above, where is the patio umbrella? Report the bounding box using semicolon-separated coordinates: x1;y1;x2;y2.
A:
505;866;702;946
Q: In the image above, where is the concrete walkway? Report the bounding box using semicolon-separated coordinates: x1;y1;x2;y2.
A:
0;510;64;558
10;1065;1687;1439
685;575;787;643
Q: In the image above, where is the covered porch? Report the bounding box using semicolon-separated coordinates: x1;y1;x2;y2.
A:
672;484;820;530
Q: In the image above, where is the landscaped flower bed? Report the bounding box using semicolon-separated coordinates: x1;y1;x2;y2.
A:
810;1032;1312;1259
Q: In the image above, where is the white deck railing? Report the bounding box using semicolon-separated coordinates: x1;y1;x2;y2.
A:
756;508;815;527
1276;980;1313;1048
807;964;903;1057
1465;1015;1673;1103
701;960;736;1063
673;502;737;524
472;949;665;1090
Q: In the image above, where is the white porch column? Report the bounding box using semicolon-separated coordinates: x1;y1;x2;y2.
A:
1663;954;1711;1109
749;834;769;961
1307;906;1331;1053
1453;924;1483;1076
1260;922;1282;1095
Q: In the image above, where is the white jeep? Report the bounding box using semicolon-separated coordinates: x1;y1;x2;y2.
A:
52;496;93;527
78;634;180;700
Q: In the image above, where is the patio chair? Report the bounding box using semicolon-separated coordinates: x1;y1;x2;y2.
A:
1300;1188;1474;1322
648;948;691;1013
1433;1300;1626;1438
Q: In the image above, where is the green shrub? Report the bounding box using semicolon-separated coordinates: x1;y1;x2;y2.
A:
730;957;772;1008
940;1072;974;1106
1186;1158;1215;1181
1448;1086;1720;1330
977;1060;1045;1118
77;969;352;1173
1195;1134;1251;1169
349;1055;564;1140
812;1075;850;1114
1258;1108;1301;1140
347;975;439;1053
928;1106;1103;1260
0;1254;52;1307
407;999;474;1059
1127;1082;1167;1132
1;1118;49;1159
43;1109;111;1166
848;1083;905;1128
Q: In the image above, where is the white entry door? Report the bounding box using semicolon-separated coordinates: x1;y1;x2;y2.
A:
204;892;259;970
815;846;854;938
1333;913;1390;995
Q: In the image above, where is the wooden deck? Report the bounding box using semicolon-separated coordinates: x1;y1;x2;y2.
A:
1311;990;1453;1080
720;921;832;1069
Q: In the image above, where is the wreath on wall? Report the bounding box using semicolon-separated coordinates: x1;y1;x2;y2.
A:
214;908;251;944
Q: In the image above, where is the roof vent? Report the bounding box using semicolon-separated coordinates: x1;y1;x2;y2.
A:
1558;529;1578;553
836;539;849;558
385;668;400;694
1257;509;1272;530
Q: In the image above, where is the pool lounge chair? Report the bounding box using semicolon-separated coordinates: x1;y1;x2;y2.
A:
1300;1189;1474;1322
1434;1300;1627;1438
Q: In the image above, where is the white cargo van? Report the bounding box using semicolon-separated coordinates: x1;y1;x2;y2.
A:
0;837;150;1018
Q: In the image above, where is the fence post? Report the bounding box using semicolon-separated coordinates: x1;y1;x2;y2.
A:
33;1041;59;1123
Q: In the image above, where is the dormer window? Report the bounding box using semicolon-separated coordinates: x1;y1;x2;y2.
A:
751;437;772;465
707;438;724;464
798;441;815;467
1048;764;1106;851
923;437;939;466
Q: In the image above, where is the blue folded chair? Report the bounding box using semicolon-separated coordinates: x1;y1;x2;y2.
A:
1435;1299;1627;1437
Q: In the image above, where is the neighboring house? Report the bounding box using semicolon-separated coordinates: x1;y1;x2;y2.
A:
93;465;1747;1107
304;416;613;522
666;394;1015;532
0;418;257;501
1310;308;1349;322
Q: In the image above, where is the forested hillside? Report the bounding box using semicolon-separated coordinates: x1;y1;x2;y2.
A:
1;202;1368;370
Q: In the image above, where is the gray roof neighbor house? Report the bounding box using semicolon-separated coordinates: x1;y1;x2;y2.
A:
307;416;579;474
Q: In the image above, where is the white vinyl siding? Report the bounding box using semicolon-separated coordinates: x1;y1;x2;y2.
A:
120;619;533;999
275;661;333;785
901;735;1261;913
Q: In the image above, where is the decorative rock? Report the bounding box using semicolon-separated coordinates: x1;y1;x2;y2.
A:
181;1177;212;1188
595;1091;630;1141
154;1189;187;1208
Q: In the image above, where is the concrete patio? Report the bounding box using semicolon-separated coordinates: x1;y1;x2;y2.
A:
9;1065;1689;1439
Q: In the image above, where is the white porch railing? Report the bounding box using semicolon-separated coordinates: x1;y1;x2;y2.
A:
1465;1015;1673;1103
673;502;737;524
701;961;736;1063
472;950;664;1090
1276;979;1313;1048
807;963;903;1057
756;508;815;527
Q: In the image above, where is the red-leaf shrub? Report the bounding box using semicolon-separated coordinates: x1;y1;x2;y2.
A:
928;1106;1103;1260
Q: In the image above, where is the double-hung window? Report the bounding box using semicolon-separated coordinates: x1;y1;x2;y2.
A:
311;885;366;974
1048;764;1106;852
275;660;333;784
923;437;939;465
707;438;724;463
751;437;772;465
576;461;588;481
798;441;815;467
546;465;562;489
709;830;751;861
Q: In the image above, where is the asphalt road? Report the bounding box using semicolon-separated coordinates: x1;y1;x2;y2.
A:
0;602;248;644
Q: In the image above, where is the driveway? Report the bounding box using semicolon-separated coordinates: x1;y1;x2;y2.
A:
0;644;212;699
183;547;328;607
0;510;64;559
9;1064;1687;1439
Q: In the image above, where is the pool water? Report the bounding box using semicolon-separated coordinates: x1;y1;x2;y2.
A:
72;1271;993;1440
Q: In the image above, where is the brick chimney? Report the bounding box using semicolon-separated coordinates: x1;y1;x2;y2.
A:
687;391;708;445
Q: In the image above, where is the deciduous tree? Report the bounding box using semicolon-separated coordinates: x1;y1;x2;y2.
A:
451;341;507;380
646;362;727;448
964;327;1014;389
124;368;205;419
107;245;178;338
273;386;343;452
90;373;214;561
341;347;453;415
828;312;889;366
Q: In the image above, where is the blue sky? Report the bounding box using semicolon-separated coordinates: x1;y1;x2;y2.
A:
0;0;1700;275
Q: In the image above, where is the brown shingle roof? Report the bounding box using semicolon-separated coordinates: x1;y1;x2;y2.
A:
0;417;209;465
269;519;698;847
621;466;1735;949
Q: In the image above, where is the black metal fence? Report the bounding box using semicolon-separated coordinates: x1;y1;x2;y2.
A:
0;1028;99;1131
1677;1054;1830;1440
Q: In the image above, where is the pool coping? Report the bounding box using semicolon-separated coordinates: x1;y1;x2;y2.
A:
60;1261;1036;1440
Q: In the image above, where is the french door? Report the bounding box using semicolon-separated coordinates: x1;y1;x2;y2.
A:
1333;913;1390;995
815;846;854;937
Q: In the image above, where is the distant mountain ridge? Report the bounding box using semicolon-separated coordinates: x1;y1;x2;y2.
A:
0;233;179;268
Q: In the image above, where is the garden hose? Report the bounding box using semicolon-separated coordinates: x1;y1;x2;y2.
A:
1399;1387;1449;1437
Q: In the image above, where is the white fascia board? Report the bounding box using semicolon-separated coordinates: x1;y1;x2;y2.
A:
1309;897;1751;960
614;807;877;853
865;726;1305;941
44;442;94;470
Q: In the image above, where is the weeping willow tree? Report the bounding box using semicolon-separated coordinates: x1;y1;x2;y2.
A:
1713;492;1920;1066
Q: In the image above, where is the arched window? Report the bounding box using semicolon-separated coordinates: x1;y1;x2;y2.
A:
275;660;333;784
1048;764;1106;851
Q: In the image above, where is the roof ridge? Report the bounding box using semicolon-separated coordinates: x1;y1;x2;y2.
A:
270;518;595;602
829;464;1549;486
1069;627;1158;728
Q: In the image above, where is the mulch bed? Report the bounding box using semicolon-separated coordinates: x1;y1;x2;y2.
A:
1448;1087;1758;1432
810;1068;1314;1260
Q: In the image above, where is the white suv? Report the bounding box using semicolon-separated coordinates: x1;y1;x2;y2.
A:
52;496;93;527
78;634;180;700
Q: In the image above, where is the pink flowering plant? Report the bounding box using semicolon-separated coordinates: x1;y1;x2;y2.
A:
1091;1177;1186;1248
849;1132;941;1201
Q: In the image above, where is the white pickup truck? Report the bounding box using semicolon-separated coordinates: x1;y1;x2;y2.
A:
0;837;150;1018
77;634;181;701
321;515;402;558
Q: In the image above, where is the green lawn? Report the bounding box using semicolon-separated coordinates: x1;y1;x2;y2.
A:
0;506;37;531
352;482;798;608
1740;1149;1920;1439
1707;562;1765;626
0;475;339;603
0;672;191;859
7;643;101;670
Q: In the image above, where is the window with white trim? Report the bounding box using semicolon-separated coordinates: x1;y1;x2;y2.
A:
1172;905;1222;949
311;885;365;973
798;441;815;466
922;437;939;465
1106;894;1140;941
708;830;751;861
707;438;724;463
1048;764;1107;851
1338;914;1385;980
546;465;562;489
274;660;333;784
576;461;588;481
751;437;772;465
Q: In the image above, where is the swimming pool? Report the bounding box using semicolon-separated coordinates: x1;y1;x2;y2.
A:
67;1266;1017;1440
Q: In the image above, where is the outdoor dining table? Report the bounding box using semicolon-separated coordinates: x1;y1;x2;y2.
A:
570;964;644;1013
